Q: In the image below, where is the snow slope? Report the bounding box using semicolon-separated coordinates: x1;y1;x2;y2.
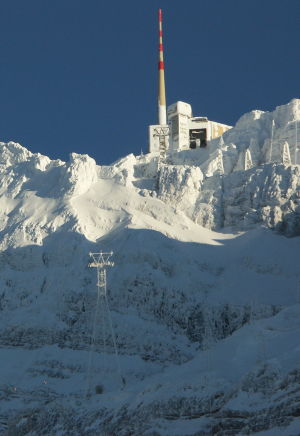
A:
0;100;300;435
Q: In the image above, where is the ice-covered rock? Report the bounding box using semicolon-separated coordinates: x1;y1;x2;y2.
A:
61;152;98;197
213;99;300;172
99;153;136;186
0;141;33;166
0;99;300;435
158;165;203;220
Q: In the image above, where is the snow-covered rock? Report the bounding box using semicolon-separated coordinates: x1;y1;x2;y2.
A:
61;152;98;197
0;99;300;435
158;165;203;220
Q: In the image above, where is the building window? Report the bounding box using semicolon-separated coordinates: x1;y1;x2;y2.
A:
189;129;207;149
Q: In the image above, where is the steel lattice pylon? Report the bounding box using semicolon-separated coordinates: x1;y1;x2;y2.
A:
153;126;169;163
85;251;125;397
89;251;114;296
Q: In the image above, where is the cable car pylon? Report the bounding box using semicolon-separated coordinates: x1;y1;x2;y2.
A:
85;251;125;397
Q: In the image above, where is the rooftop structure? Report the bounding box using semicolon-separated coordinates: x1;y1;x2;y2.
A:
167;101;232;152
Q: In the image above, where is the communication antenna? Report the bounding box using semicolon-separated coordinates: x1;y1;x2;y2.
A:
158;9;167;126
85;251;125;397
157;9;169;164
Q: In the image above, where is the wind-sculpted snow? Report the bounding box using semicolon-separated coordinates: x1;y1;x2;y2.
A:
0;100;300;435
158;163;300;232
61;152;98;197
155;100;300;234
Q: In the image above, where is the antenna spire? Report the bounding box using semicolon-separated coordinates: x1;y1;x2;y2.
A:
158;8;167;125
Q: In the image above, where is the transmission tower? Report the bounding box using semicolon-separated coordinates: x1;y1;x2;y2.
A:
89;251;114;296
85;251;125;397
152;125;169;165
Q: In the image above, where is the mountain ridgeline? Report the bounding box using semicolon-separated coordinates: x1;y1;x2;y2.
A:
0;100;300;435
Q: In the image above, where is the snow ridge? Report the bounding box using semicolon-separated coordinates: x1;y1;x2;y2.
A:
0;100;300;435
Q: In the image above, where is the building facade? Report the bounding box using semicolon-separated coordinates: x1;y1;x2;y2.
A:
148;101;232;154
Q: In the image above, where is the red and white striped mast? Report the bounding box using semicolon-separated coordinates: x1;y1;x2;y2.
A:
158;8;167;125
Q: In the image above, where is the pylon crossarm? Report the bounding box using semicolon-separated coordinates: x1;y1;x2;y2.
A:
89;261;114;268
88;251;114;268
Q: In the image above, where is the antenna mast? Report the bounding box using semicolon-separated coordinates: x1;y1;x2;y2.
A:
158;8;167;125
157;9;169;163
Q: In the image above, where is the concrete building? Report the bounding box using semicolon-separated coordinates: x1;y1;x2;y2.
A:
167;101;232;152
148;101;232;154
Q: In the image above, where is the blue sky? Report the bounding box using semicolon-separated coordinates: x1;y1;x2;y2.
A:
0;0;299;165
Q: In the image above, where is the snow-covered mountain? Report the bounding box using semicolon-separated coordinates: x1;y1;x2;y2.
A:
1;100;300;435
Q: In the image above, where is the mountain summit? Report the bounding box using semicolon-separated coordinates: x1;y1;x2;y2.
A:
1;100;300;435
